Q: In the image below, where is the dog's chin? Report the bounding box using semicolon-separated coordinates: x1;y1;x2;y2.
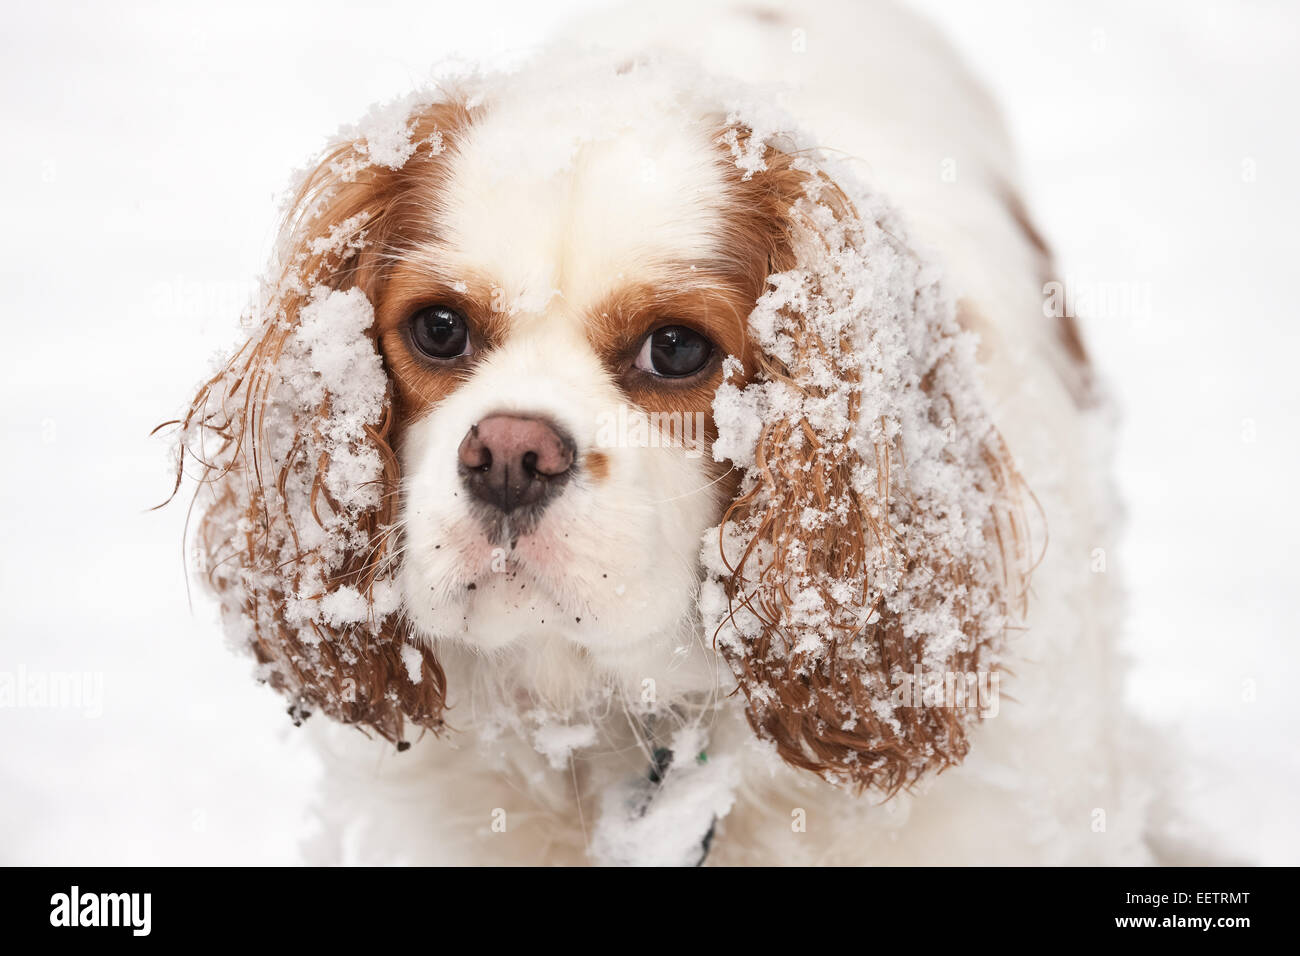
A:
399;522;700;660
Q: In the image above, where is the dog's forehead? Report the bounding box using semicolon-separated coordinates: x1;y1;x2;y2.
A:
436;85;730;316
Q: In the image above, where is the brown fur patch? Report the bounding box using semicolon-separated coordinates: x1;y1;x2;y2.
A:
584;450;610;482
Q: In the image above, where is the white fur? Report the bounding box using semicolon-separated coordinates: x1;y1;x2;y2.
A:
397;67;731;699
306;0;1173;865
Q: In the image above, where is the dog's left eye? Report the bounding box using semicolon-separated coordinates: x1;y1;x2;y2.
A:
409;305;472;359
634;325;713;378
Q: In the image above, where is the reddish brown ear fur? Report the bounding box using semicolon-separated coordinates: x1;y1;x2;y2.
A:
172;98;477;746
710;131;1036;794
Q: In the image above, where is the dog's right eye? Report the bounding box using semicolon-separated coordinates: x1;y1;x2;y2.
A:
409;305;472;359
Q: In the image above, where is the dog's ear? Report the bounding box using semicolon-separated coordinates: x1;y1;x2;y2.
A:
173;96;475;746
703;130;1037;793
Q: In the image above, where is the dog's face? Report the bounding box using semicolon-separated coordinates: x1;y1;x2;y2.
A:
381;89;750;663
180;60;1033;792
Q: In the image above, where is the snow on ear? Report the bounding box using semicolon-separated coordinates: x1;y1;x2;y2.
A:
701;135;1037;793
173;95;477;746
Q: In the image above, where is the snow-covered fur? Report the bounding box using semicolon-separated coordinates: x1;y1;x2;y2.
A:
178;0;1164;864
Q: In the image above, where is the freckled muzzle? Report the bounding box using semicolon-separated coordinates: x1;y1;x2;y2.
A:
457;414;576;537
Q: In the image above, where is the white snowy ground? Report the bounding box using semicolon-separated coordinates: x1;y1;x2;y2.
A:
0;0;1295;864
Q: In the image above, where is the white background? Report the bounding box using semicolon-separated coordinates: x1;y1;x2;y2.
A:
1;0;1295;864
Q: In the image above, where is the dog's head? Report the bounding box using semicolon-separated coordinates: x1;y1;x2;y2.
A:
177;58;1033;792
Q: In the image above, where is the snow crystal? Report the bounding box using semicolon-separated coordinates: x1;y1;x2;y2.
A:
532;721;598;771
400;644;424;684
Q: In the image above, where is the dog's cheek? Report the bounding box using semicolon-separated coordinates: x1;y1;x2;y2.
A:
594;444;723;633
394;409;484;636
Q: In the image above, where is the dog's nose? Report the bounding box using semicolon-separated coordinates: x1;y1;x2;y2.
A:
457;415;575;513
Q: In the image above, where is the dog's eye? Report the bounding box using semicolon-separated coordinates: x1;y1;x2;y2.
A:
409;305;472;359
634;325;713;378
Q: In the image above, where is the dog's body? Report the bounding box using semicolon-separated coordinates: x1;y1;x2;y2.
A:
183;0;1165;865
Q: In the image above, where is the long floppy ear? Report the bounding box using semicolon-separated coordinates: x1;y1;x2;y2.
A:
171;95;475;746
702;130;1037;793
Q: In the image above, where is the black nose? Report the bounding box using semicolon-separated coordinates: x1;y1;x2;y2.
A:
457;415;575;515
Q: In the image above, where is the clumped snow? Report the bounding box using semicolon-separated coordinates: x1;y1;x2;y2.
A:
331;89;446;177
590;726;738;867
532;721;599;771
195;283;390;623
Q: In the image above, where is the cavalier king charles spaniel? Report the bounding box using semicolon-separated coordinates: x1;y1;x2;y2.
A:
170;0;1176;865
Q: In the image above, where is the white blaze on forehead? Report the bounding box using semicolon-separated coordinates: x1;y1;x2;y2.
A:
437;66;730;317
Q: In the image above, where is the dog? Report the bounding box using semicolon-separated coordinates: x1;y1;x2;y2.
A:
172;0;1173;864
